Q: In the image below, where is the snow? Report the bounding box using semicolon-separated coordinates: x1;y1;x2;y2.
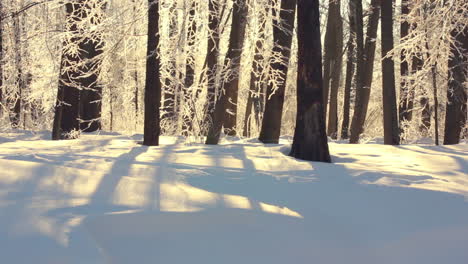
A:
1;130;467;264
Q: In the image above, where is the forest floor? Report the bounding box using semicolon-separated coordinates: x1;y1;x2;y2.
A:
1;130;467;264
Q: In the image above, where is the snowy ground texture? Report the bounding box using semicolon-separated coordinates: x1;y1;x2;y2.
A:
1;130;468;264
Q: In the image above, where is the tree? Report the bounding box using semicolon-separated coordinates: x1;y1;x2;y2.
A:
340;1;356;140
381;0;399;145
258;0;296;144
206;0;248;144
323;0;343;139
444;23;467;144
290;0;331;162
222;0;249;136
399;0;414;129
143;0;162;146
349;0;380;143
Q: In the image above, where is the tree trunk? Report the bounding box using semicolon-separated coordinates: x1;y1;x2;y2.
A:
399;0;414;128
420;96;431;134
243;9;267;138
182;1;197;134
258;0;296;144
222;0;249;136
444;25;468;144
204;0;221;140
340;2;356;140
326;0;343;139
290;0;331;162
206;0;248;143
79;3;105;132
381;0;399;145
9;10;22;128
143;0;162;146
52;3;84;139
162;4;179;126
349;0;380;143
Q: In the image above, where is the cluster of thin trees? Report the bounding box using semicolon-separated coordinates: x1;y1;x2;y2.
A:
0;0;467;162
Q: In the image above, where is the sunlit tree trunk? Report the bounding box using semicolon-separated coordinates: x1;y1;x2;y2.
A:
290;0;331;162
381;0;399;145
444;23;468;145
143;0;162;146
349;0;380;143
9;10;22;128
182;0;197;134
259;0;296;144
0;2;4;116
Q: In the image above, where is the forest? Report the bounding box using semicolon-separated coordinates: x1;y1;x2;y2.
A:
0;0;467;263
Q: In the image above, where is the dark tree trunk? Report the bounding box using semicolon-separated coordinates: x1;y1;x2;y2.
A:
79;3;105;132
381;0;399;145
444;25;468;144
258;0;296;144
143;0;162;146
222;0;249;136
340;1;356;140
398;0;414;128
290;0;331;162
349;0;380;143
206;0;248;143
52;3;85;139
326;0;343;139
204;0;221;139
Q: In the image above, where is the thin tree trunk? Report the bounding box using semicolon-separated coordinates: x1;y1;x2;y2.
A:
326;0;343;139
9;10;22;128
290;0;331;162
143;0;162;146
182;0;197;134
420;96;431;133
430;65;439;145
222;0;249;136
258;0;296;144
206;0;248;143
381;0;399;145
399;0;414;128
340;2;356;140
444;24;468;144
162;4;179;126
349;0;380;143
243;13;267;138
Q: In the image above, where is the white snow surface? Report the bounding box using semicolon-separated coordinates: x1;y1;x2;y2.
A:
1;130;468;264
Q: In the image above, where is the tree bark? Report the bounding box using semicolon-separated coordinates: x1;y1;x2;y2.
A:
325;0;344;139
444;24;468;144
143;0;162;146
290;0;331;162
222;0;249;136
381;0;399;145
9;10;22;128
349;0;380;143
0;2;3;115
79;2;105;132
206;0;248;143
258;0;296;144
340;1;356;140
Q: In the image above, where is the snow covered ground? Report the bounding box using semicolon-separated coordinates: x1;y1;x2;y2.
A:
1;130;467;264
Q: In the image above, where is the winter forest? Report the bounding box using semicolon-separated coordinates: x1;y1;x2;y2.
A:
0;0;468;263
